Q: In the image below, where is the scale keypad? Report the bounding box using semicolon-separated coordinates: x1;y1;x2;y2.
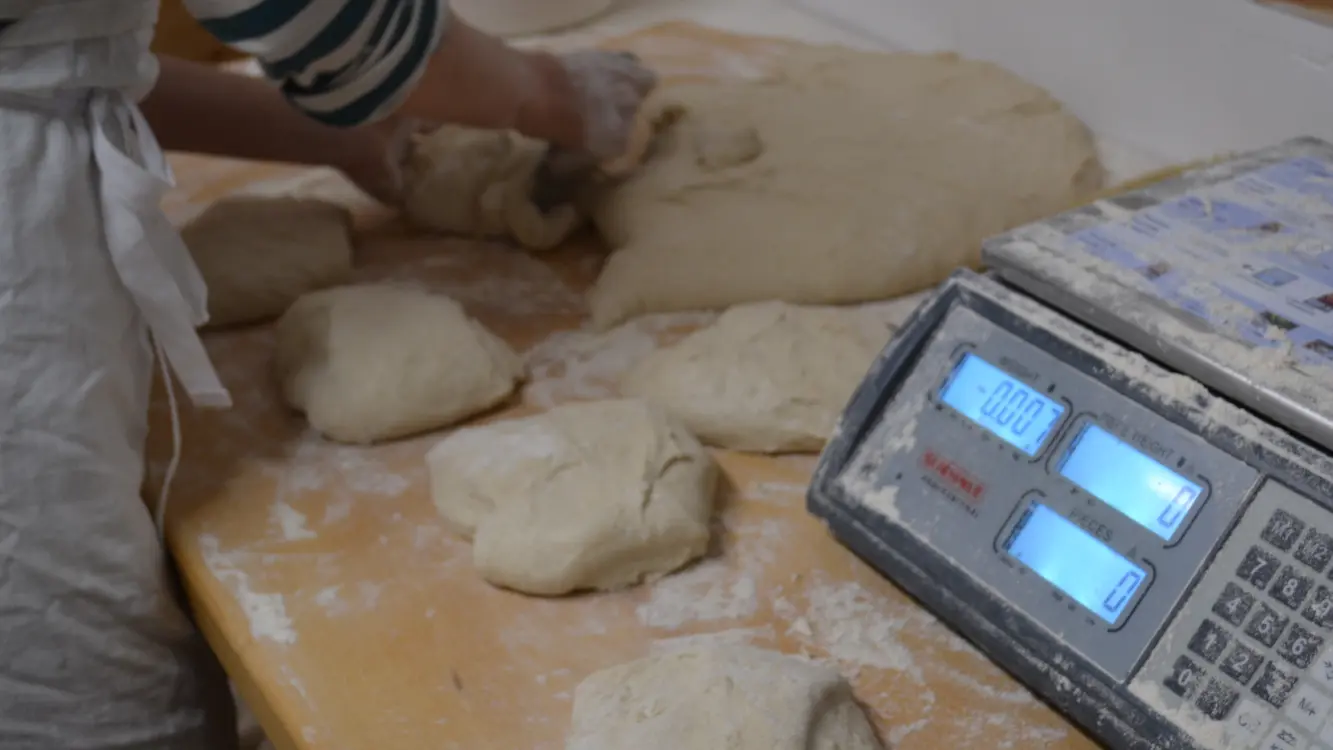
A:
1131;482;1333;749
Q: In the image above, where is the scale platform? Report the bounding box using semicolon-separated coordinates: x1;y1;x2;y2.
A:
809;137;1333;750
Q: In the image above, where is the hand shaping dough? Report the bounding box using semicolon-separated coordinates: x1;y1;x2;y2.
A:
402;125;584;250
566;645;884;750
181;197;354;329
620;301;899;453
274;284;522;444
588;45;1104;328
426;398;717;596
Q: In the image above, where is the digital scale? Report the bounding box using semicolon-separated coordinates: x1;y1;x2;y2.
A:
809;137;1333;750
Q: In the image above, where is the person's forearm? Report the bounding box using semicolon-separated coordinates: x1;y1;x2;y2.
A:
140;55;388;168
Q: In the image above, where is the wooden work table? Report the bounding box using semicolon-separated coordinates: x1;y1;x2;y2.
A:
149;22;1100;750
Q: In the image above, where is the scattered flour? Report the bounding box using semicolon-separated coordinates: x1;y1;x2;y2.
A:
778;579;922;682
313;585;348;617
649;625;776;655
635;559;759;629
271;502;316;541
521;311;716;407
199;534;298;645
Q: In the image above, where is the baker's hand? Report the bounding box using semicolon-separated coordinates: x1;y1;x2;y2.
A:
518;50;658;162
335;115;429;206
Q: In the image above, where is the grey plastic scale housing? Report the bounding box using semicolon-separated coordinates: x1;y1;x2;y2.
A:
807;269;1333;750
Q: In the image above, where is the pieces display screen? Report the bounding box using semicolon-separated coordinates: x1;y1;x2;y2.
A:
1058;424;1204;541
938;353;1065;456
1004;503;1148;624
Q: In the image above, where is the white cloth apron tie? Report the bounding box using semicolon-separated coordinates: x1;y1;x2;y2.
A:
0;88;231;410
0;87;231;536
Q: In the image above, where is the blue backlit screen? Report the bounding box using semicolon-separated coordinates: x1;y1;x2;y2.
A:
1058;424;1203;541
1005;504;1147;624
938;353;1065;456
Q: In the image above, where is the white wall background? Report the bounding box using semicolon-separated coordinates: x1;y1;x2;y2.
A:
790;0;1333;163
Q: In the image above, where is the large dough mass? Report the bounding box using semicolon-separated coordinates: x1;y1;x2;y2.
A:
402;125;583;250
566;645;883;750
274;284;522;444
588;45;1103;327
620;301;900;452
181;197;354;329
426;399;717;596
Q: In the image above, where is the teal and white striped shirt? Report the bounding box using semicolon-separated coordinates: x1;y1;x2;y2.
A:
183;0;450;127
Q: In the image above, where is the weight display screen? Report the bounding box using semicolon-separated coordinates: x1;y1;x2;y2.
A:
1005;503;1147;624
1058;424;1204;541
938;353;1065;456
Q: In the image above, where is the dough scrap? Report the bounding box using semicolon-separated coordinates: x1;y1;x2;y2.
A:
181;197;354;329
274;284;522;444
620;301;899;452
566;645;883;750
402;125;583;250
426;398;717;596
588;45;1104;328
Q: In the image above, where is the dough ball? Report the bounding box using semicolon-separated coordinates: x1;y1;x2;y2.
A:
426;398;717;595
620;301;897;453
181;197;354;329
566;645;883;750
402;125;584;250
274;284;522;444
588;45;1104;328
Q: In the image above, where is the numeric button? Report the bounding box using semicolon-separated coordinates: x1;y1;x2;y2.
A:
1279;623;1325;669
1271;566;1315;611
1263;510;1307;552
1196;679;1240;720
1302;586;1333;629
1215;582;1257;626
1240;546;1283;589
1165;655;1205;698
1247;603;1292;648
1221;642;1264;685
1295;530;1333;573
1188;619;1232;663
1253;663;1299;709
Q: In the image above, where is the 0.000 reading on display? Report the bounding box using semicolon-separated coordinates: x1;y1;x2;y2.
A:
940;353;1066;456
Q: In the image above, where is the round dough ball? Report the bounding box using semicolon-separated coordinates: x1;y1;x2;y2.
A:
620;301;896;453
402;125;584;250
426;398;717;596
274;284;522;444
181;196;354;329
566;646;884;750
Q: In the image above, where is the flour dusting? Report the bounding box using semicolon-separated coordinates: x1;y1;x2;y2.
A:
649;625;776;655
522;311;717;407
780;579;922;681
636;559;759;629
271;502;316;541
199;534;297;645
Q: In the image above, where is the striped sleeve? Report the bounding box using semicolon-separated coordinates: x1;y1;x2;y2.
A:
181;0;449;127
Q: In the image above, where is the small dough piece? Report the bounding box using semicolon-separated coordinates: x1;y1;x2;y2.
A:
402;125;583;250
588;45;1103;328
426;399;717;596
181;197;354;329
620;301;897;452
566;645;884;750
274;284;521;444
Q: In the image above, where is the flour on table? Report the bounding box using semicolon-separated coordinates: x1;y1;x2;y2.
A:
200;535;297;646
635;559;759;629
271;501;316;541
522;311;716;407
778;579;922;681
649;626;776;655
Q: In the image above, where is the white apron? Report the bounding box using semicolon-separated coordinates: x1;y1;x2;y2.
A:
0;1;237;748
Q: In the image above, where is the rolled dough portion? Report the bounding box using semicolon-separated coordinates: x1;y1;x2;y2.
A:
274;284;522;444
588;45;1104;328
402;125;584;250
426;398;717;596
620;301;901;453
566;645;883;750
181;197;354;329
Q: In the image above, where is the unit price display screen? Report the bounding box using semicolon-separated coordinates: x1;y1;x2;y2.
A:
1058;424;1204;541
1004;503;1148;624
938;353;1065;456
